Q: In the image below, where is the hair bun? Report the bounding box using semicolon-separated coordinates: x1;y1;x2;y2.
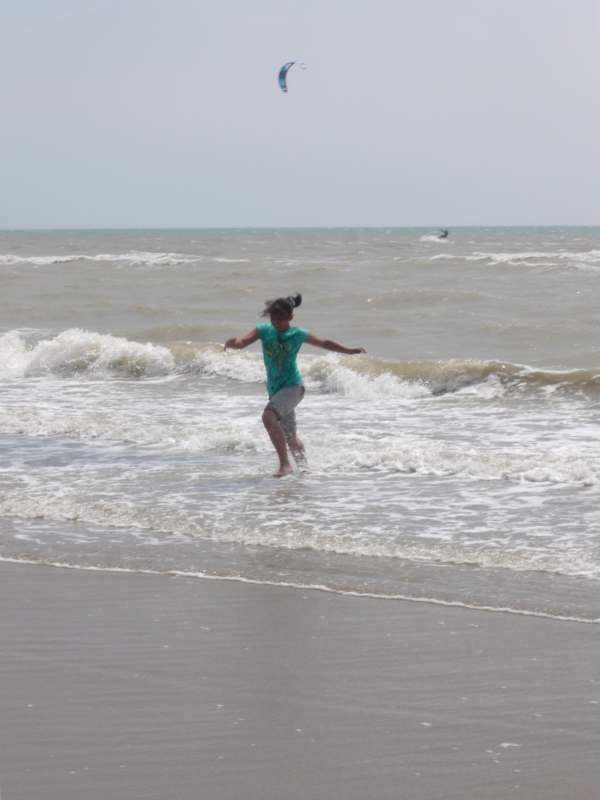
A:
287;293;302;309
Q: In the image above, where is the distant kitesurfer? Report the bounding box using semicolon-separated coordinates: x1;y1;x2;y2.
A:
225;294;366;477
438;229;449;239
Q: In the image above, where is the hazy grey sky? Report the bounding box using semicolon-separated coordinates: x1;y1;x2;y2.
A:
1;0;599;228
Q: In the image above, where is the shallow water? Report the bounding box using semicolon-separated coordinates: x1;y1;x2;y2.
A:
2;227;600;620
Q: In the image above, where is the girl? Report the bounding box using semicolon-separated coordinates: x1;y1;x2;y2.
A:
225;294;366;477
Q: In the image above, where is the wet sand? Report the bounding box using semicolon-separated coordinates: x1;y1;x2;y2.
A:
0;562;599;800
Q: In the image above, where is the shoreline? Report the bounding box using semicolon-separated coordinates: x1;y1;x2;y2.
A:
2;554;599;625
1;561;599;800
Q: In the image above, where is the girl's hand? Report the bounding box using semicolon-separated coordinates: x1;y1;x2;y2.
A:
224;329;259;351
305;333;366;355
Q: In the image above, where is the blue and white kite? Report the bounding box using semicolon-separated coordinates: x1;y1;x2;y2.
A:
278;61;307;93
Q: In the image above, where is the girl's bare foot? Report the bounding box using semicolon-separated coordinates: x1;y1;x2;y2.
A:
292;450;309;472
273;464;294;478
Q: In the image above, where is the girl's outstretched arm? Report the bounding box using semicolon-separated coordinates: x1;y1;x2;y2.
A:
224;328;260;350
305;333;366;355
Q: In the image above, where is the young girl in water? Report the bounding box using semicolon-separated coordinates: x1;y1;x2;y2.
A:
225;294;366;477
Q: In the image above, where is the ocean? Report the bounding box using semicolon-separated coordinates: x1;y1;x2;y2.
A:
1;226;600;622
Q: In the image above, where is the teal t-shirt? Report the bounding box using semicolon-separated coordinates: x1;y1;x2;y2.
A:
257;322;309;397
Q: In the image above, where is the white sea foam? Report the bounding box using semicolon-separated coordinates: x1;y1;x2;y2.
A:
0;331;29;377
192;348;438;399
0;365;598;488
419;234;450;243
429;249;600;270
0;251;202;267
314;434;600;485
193;347;265;384
3;330;600;403
0;329;174;378
194;349;509;399
1;471;600;584
303;355;430;399
211;257;251;263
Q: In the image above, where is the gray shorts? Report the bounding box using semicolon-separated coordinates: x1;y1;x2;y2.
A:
265;384;305;436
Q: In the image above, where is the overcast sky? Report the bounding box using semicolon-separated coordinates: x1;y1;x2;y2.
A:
1;0;599;228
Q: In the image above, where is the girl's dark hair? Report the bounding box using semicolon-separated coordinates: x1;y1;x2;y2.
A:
261;293;302;319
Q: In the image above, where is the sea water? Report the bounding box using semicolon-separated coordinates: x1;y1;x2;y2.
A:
1;227;600;621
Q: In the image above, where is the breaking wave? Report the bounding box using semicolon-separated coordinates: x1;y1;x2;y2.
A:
0;251;206;267
0;252;253;268
429;249;600;270
3;329;600;398
0;329;175;378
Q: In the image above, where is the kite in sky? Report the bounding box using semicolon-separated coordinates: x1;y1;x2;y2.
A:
278;61;307;93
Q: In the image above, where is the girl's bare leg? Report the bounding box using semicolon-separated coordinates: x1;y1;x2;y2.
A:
286;432;308;469
262;409;293;477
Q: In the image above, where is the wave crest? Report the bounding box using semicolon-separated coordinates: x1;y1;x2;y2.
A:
0;330;174;378
0;251;202;267
3;329;600;398
429;249;600;270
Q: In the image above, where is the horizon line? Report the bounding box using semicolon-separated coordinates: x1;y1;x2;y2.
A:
1;223;599;233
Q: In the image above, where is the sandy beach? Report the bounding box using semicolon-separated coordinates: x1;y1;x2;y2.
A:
0;562;598;799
